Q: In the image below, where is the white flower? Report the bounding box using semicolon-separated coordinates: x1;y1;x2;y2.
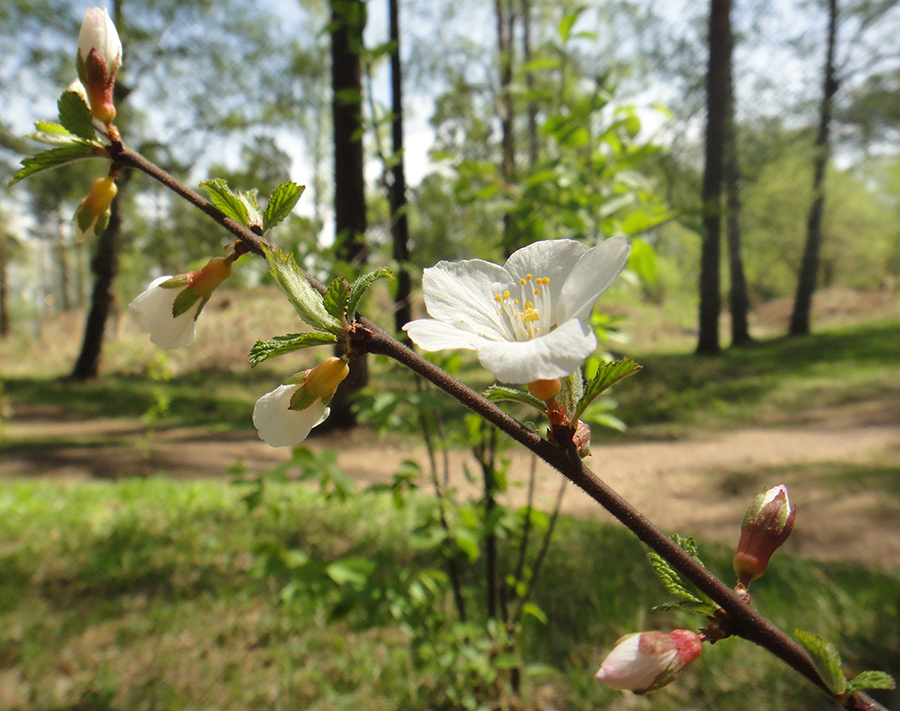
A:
403;237;630;383
252;358;350;448
129;275;198;349
252;385;330;448
129;256;234;349
594;630;703;694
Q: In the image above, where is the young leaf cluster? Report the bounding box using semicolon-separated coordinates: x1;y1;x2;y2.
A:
10;90;106;184
648;535;717;615
572;358;642;424
199;178;305;234
249;247;393;367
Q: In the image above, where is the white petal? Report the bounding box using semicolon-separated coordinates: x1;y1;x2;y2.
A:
502;240;587;305
252;384;329;448
78;7;122;69
476;318;596;383
403;318;491;352
129;277;196;349
595;635;664;691
421;259;510;339
558;237;630;323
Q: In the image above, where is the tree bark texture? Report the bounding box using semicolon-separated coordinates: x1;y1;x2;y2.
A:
388;0;412;337
696;0;730;355
329;0;369;428
495;0;517;255
790;0;839;337
722;8;751;346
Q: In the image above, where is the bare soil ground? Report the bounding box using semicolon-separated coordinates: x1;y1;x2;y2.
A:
4;395;900;571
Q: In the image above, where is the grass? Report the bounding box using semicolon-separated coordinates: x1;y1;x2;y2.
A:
0;477;897;711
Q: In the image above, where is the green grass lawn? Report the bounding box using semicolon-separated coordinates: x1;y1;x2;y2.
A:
0;477;897;711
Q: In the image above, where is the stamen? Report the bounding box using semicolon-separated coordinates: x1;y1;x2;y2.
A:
495;274;553;341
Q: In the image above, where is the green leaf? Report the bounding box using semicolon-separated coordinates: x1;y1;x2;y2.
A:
264;246;342;334
28;122;83;146
326;557;375;587
9;143;98;184
58;90;96;142
793;630;847;695
557;10;581;43
846;670;896;694
572;357;642;423
483;385;547;412
263;181;305;232
346;267;395;320
200;178;250;226
248;332;338;367
240;188;263;228
324;277;352;321
648;551;704;604
520;602;548;624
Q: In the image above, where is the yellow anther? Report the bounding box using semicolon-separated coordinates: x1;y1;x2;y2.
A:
520;278;527;285
494;294;502;302
523;308;540;323
503;290;510;299
526;274;533;280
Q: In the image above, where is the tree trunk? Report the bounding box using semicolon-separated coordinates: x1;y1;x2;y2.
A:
495;0;517;255
696;0;729;355
0;233;9;338
521;0;538;170
388;0;412;337
70;179;126;379
328;0;369;428
790;0;839;337
722;7;751;347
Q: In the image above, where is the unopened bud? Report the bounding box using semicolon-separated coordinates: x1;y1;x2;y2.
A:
528;378;561;402
595;629;703;694
302;357;350;401
76;8;122;125
73;177;117;241
732;484;796;585
573;420;592;458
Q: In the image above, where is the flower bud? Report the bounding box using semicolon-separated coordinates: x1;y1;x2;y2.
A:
573;420;592;458
76;7;122;125
527;378;562;402
73;177;117;241
732;484;796;585
595;629;703;694
302;357;350;401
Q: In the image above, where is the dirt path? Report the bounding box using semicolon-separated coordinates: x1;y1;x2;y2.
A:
3;400;900;569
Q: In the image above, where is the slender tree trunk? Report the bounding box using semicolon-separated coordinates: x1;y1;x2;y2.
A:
722;8;751;347
388;0;412;337
0;233;9;338
495;0;517;255
790;0;839;337
521;0;538;170
71;178;127;379
328;0;369;428
696;0;730;355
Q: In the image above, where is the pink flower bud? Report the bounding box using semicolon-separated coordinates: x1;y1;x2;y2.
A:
732;484;796;585
573;420;592;458
73;177;117;241
595;629;703;694
76;8;122;125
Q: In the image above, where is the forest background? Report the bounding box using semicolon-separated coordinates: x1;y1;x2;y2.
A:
0;0;899;710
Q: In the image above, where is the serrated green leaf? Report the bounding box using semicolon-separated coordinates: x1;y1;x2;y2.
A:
323;277;352;321
27;122;83;146
651;600;717;614
648;551;704;604
9;143;98;184
793;629;847;695
264;246;342;334
572;357;642;423
58;90;96;141
346;267;395;320
249;332;338;367
240;188;263;228
846;670;896;694
263;181;305;232
483;385;547;412
200;178;250;226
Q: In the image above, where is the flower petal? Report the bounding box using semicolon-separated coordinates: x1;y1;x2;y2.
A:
253;384;329;448
557;237;630;323
476;318;596;383
403;318;490;351
129;276;197;349
503;239;588;307
421;259;510;339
